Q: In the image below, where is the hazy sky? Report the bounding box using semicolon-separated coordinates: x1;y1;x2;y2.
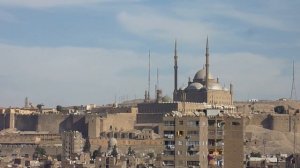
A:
0;0;299;107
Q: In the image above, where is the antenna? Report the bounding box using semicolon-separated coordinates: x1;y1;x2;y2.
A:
148;50;151;100
290;60;297;100
157;68;159;90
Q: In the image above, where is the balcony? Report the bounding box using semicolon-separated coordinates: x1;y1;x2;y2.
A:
208;142;224;150
165;145;175;151
187;145;198;151
208;131;224;139
162;160;174;167
164;134;174;139
163;150;175;156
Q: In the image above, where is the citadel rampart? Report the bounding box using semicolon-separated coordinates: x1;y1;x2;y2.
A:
0;114;88;137
245;113;300;133
1;111;136;139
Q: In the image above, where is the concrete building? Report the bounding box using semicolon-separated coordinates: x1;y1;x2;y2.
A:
136;101;208;132
223;115;245;168
173;38;233;106
160;111;208;168
207;115;224;167
62;131;84;160
246;156;286;168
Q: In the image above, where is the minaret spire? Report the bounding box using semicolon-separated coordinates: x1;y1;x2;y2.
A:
205;36;209;89
174;39;178;92
148;50;151;101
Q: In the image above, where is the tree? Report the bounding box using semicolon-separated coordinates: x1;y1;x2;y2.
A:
92;146;102;159
147;152;155;158
111;145;118;157
250;152;261;157
127;146;135;156
73;106;79;112
37;104;44;113
33;146;46;159
83;138;91;153
56;105;63;113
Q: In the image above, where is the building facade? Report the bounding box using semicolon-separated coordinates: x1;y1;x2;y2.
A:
223;116;245;168
160;111;208;168
173;38;233;106
62;131;84;160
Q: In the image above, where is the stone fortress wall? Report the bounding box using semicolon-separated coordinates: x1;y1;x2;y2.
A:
0;111;136;138
0;114;88;136
236;100;300;133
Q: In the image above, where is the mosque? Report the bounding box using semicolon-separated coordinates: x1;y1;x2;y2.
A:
173;38;233;105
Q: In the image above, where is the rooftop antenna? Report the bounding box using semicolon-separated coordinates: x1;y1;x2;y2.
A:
157;68;159;90
290;60;297;100
148;50;151;100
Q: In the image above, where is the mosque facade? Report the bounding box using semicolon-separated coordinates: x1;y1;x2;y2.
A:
173;38;233;105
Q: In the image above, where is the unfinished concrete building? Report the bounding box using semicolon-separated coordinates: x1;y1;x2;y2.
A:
160;111;208;168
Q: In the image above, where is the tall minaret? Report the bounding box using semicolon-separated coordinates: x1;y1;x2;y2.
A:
148;50;151;101
174;40;178;92
230;83;233;105
205;37;209;89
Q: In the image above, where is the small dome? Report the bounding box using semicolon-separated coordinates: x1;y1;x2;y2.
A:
185;82;203;90
162;96;172;102
193;68;213;82
208;82;223;90
108;138;118;147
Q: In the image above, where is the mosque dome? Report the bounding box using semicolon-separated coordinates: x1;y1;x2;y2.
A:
193;68;213;82
185;82;203;90
108;138;118;147
162;96;172;102
207;82;223;90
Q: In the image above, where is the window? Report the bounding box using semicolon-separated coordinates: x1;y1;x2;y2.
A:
232;121;240;126
177;131;184;136
187;130;199;136
187;121;199;127
178;141;183;145
163;161;174;166
164;141;175;145
186;141;199;146
164;121;175;126
177;150;183;155
208;120;215;126
179;120;183;125
187;161;200;166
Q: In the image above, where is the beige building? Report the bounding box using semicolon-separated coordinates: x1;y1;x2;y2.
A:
62;131;84;160
173;38;233;106
87;107;137;138
160;111;208;168
136;101;212;132
207;115;225;168
223;116;245;168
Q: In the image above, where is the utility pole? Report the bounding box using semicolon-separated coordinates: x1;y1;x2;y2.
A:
290;60;297;100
